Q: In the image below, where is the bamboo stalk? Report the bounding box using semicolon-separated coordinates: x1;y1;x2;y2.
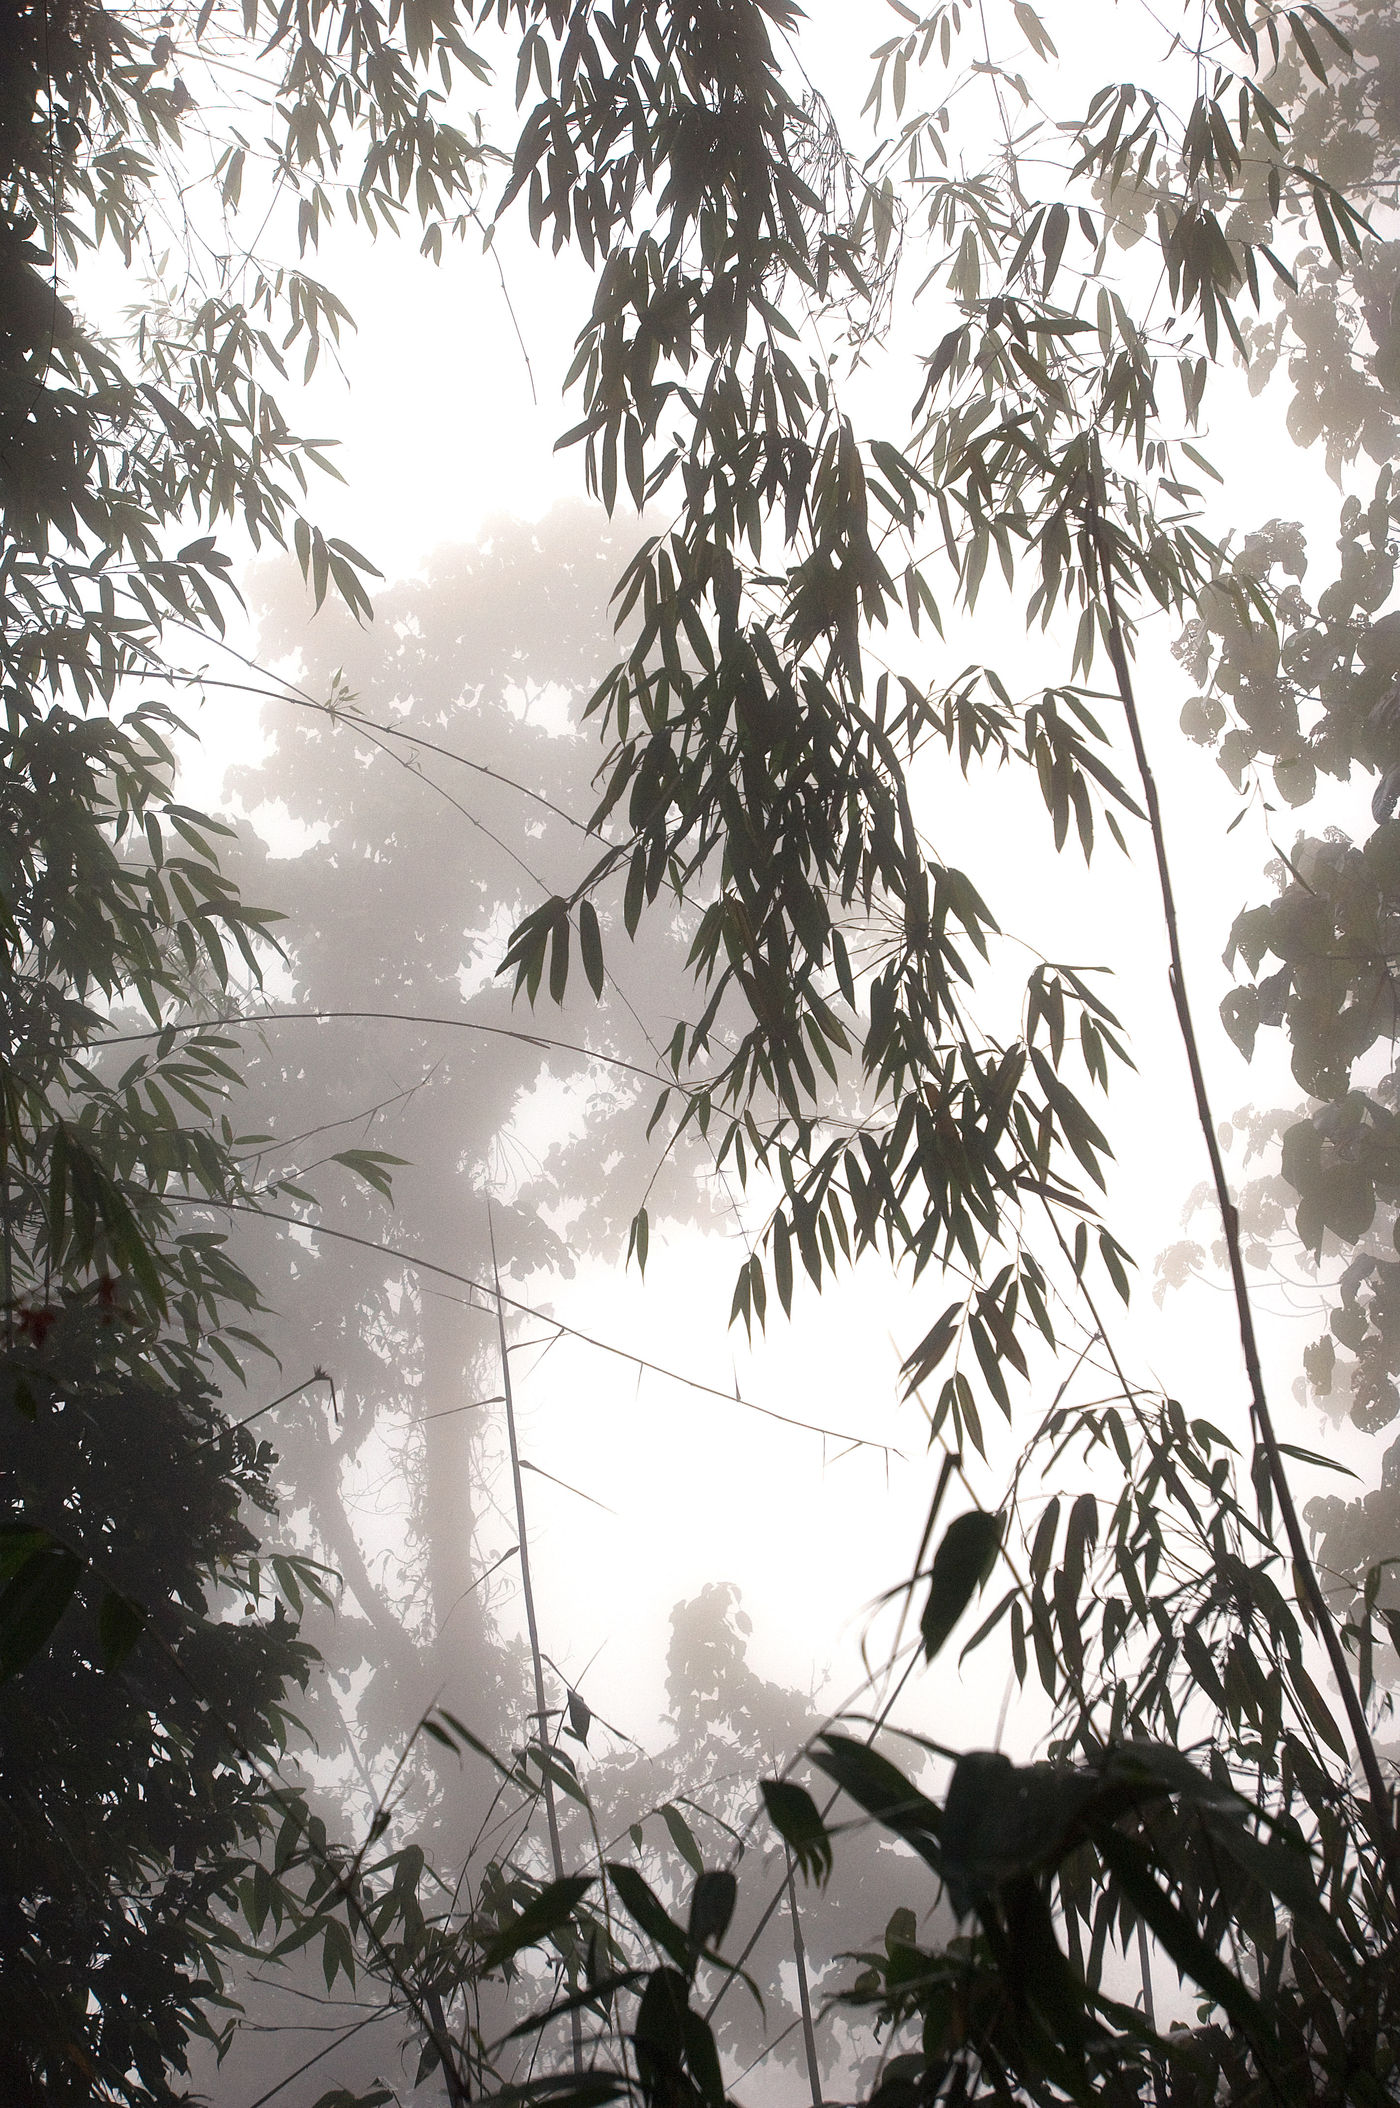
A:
785;1848;823;2108
488;1202;585;2076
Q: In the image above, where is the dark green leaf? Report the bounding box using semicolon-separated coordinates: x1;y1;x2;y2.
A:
578;899;605;998
921;1510;1003;1659
481;1874;594;1973
0;1540;82;1681
760;1778;834;1885
566;1688;593;1745
813;1735;942;1873
687;1869;738;1950
607;1863;694;1974
98;1590;147;1670
660;1801;705;1876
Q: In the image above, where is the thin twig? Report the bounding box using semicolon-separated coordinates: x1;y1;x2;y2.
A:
489;1202;584;2078
202;1197;898;1458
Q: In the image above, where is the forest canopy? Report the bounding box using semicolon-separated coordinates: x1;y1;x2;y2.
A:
3;0;1400;2104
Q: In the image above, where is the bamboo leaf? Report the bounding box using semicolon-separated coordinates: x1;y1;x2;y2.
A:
922;1510;1004;1660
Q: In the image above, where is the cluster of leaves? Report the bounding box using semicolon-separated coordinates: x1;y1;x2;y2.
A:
468;1824;744;2108
1231;0;1400;474
483;1375;1397;2107
4;0;490;615
750;1371;1398;2102
0;1328;321;2105
274;1692;752;2108
783;1730;1395;2107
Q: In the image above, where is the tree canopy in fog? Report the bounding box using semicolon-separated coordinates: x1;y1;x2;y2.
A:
4;1;1400;2105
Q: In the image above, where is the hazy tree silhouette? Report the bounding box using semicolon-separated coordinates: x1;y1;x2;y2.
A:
192;504;740;2101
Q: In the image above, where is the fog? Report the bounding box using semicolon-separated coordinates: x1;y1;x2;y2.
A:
123;5;1400;2102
